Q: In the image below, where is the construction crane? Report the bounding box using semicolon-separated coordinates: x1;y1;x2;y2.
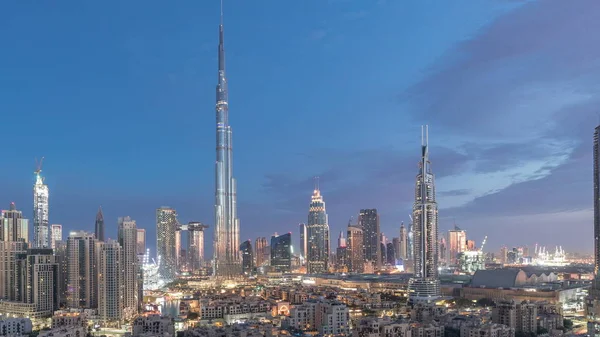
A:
479;235;488;253
34;157;45;182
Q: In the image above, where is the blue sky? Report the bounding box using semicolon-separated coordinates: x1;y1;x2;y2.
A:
0;0;597;256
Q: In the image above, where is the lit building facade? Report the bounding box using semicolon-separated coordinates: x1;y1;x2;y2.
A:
271;233;292;272
136;229;146;256
187;222;208;272
448;226;467;265
213;6;241;277
240;240;253;275
359;209;380;269
1;203;28;243
156;206;178;280
118;216;140;315
97;240;123;327
299;223;307;261
255;237;268;267
51;224;61;249
399;222;408;260
408;126;440;303
306;185;329;274
347;225;364;273
67;231;97;309
33;168;49;248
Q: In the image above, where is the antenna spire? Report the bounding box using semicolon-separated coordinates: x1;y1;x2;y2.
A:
220;0;224;25
314;176;320;191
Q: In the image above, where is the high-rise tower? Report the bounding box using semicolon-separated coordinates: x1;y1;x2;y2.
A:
156;207;178;281
95;207;105;242
408;126;440;303
587;126;600;335
33;161;49;248
359;209;380;269
399;222;408;260
213;1;241;277
1;203;29;243
118;216;140;316
306;179;330;274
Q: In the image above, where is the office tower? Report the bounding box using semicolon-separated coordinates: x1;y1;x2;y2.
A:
439;236;447;265
271;233;292;272
95;207;104;242
240;240;254;275
187;222;208;272
51;224;62;249
467;239;475;251
407;126;440;303
118;216;139;315
175;225;182;270
299;223;307;260
386;242;395;265
16;248;59;316
359;209;380;269
380;242;387;265
97;240;123;327
213;3;241;277
589;126;600;335
448;225;467;265
67;231;97;308
336;237;348;272
136;229;146;256
499;246;508;265
254;237;267;267
347;225;364;273
306;182;330;274
399;222;408;260
156;206;178;280
1;203;28;243
393;237;401;260
54;240;68;306
0;241;28;301
33;165;49;248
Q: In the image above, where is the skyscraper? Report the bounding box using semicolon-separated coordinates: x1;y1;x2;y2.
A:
188;222;208;272
347;225;364;273
588;126;600;335
15;248;59;316
51;224;62;249
359;209;380;269
240;240;254;275
448;226;467;265
95;207;105;242
306;182;330;274
33;164;49;248
67;231;97;308
399;222;408;260
1;203;28;243
299;223;307;261
54;240;68;306
136;229;146;256
271;233;292;272
408;126;440;303
213;3;241;278
118;216;140;316
254;237;268;268
156;207;178;281
97;240;123;327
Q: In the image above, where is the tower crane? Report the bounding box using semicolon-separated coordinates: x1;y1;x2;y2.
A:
34;157;45;182
479;235;488;253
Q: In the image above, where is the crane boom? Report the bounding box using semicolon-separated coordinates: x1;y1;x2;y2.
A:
479;235;488;252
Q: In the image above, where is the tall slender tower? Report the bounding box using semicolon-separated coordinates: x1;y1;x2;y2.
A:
587;125;600;335
408;126;440;303
156;207;178;280
95;207;105;242
306;179;330;274
213;1;241;277
359;209;380;269
33;161;49;248
118;216;140;316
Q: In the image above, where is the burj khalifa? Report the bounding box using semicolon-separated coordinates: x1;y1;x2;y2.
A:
213;3;241;277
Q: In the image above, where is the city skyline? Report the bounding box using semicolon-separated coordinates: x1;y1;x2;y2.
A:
0;1;598;255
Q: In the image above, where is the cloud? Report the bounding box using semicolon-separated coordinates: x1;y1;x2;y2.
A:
394;0;600;250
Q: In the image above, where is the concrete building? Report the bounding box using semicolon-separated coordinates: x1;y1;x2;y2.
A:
132;314;175;336
67;231;97;309
0;317;32;336
97;240;123;327
286;300;349;335
51;224;62;249
38;326;86;337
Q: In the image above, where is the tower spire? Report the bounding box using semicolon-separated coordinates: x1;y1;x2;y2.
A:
218;0;225;72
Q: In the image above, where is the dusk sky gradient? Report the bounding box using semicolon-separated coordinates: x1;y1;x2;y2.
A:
0;0;597;256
